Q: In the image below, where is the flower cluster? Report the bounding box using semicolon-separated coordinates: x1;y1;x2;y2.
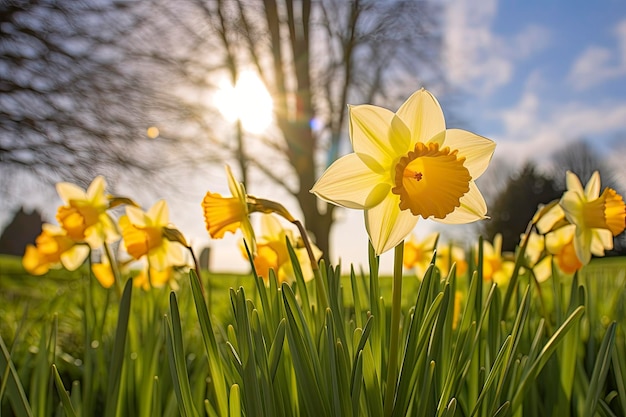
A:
202;165;322;284
530;171;625;278
23;176;188;290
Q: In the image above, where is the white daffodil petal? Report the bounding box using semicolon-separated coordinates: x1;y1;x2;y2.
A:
61;245;90;271
365;195;418;255
148;200;169;227
533;256;553;283
442;129;496;179
565;171;583;195
56;182;87;203
261;214;284;241
536;203;565;234
591;228;613;255
560;191;583;226
126;205;148;227
435;181;487;224
584;171;601;199
574;228;593;265
349;104;401;166
545;224;575;253
86;176;107;204
396;89;446;145
311;154;390;209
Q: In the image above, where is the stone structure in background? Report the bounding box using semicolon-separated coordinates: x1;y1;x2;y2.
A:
0;208;43;256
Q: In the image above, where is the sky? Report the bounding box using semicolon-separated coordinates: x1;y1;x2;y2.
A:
4;0;626;275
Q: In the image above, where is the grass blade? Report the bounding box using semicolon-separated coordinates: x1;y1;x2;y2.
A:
52;364;78;417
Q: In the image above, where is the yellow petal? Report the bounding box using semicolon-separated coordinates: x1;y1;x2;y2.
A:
56;182;86;203
441;129;496;179
349;104;409;167
602;188;626;235
435;181;487;224
365;194;418;254
395;89;446;145
545;224;575;254
147;200;169;227
584;171;601;199
60;245;90;271
573;228;593;265
311;154;391;209
591;228;613;255
260;214;284;240
126;205;148;227
535;202;565;234
565;171;583;195
92;263;115;288
225;164;246;202
86;176;108;206
533;256;553;283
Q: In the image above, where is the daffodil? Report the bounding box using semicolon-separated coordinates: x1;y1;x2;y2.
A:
134;264;178;290
202;165;256;254
119;200;185;271
533;224;583;281
403;232;438;276
435;243;468;278
243;214;321;284
22;224;90;275
55;176;119;248
91;258;116;288
559;171;626;264
311;88;495;254
479;234;515;286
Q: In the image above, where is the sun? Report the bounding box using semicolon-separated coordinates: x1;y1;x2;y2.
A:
215;71;273;134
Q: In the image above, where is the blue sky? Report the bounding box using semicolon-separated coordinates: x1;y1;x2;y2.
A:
443;0;626;164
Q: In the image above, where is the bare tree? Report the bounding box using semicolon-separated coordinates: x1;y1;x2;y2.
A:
550;139;621;192
146;0;444;258
0;0;222;209
1;0;444;259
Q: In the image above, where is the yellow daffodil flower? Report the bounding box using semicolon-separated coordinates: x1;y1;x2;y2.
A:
479;234;515;286
91;260;116;288
243;214;321;284
55;176;119;248
403;232;438;277
23;224;90;275
533;225;583;281
120;200;185;271
202;165;256;254
134;265;178;290
435;243;468;278
311;88;495;254
559;171;626;264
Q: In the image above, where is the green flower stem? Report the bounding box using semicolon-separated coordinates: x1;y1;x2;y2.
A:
383;241;404;417
187;246;210;308
291;218;329;310
103;242;123;297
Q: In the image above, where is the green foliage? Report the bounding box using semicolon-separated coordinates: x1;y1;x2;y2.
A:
1;251;626;416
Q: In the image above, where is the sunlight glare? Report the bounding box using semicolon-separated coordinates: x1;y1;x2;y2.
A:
215;71;273;134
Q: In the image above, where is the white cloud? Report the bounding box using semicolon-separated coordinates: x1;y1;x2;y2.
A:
495;91;626;166
568;19;626;90
444;0;551;96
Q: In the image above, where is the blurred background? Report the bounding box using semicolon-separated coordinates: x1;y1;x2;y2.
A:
1;0;625;274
